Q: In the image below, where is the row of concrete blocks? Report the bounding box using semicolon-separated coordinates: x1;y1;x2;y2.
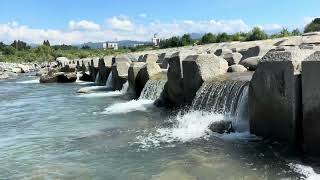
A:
249;50;320;156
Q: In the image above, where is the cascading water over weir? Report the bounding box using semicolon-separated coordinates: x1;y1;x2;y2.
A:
191;80;250;132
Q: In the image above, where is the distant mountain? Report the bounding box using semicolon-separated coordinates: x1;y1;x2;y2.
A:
190;33;204;40
76;40;148;49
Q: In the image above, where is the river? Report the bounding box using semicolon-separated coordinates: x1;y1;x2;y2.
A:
0;74;317;179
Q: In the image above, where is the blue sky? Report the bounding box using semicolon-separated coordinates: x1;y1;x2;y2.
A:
0;0;319;44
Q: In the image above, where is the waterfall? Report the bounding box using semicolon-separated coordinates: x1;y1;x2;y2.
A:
191;80;249;131
136;79;252;148
139;80;166;100
101;80;165;115
106;71;113;88
95;72;100;84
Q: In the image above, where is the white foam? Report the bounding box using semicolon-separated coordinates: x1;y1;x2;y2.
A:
101;99;154;114
289;163;320;180
137;111;225;148
78;91;122;98
16;79;39;84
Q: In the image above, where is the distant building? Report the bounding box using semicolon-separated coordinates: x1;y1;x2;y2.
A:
152;34;161;46
103;42;119;50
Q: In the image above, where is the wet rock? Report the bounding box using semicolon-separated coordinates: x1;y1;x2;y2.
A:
301;51;320;156
95;58;110;86
223;52;243;66
56;72;77;83
128;62;146;96
228;64;248;72
209;121;233;134
183;54;228;104
0;71;9;79
112;61;130;91
161;50;196;107
135;62;162;98
249;50;305;144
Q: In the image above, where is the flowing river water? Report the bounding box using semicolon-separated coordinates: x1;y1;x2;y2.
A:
0;74;319;179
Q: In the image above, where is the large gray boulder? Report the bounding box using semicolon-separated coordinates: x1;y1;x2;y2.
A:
128;62;146;96
141;54;159;63
223;52;242;65
240;56;262;71
40;68;77;83
228;64;248;72
182;54;228;104
135;63;162;98
161;50;196;107
112;61;130;91
301;51;320;156
249;51;303;144
95;58;110;85
239;46;270;61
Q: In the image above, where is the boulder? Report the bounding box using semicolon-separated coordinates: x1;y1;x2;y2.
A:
18;64;30;73
209;121;233;134
40;74;58;83
0;71;9;79
11;67;22;73
301;51;320;156
103;56;113;68
128;62;146;96
240;56;262;71
214;48;232;56
56;72;77;83
141;54;159;63
182;54;228;104
95;58;110;86
56;57;70;65
249;51;303;144
135;63;162;98
161;50;196;107
114;55;132;64
112;61;130;91
223;52;242;65
60;65;76;73
239;46;270;61
228;64;248;72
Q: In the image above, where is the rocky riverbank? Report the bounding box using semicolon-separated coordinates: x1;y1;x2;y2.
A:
0;62;39;79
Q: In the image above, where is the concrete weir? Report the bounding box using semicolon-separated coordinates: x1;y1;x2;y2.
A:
302;51;320;156
249;51;302;144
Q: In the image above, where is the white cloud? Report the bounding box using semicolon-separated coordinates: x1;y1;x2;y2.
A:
139;13;147;18
0;18;303;45
69;20;100;31
258;24;283;31
106;16;135;31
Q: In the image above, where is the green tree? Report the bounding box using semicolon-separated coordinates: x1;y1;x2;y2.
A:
304;18;320;33
181;34;193;46
11;40;29;51
279;28;291;37
81;45;91;49
200;33;216;44
43;40;51;46
216;33;231;42
292;28;302;36
246;27;268;41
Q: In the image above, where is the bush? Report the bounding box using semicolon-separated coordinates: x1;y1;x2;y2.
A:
200;33;216;44
304;18;320;33
246;27;268;41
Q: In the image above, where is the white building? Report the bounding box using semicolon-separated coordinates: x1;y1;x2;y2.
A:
152;34;161;46
103;42;119;50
